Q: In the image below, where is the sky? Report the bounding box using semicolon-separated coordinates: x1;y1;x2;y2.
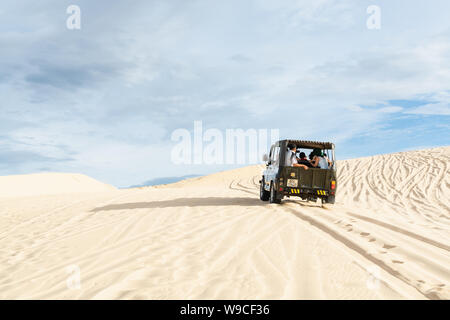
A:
1;0;449;187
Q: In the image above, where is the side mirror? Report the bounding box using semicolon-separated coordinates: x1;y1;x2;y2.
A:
262;153;269;162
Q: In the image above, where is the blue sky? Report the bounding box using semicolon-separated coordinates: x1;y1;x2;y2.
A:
1;0;449;187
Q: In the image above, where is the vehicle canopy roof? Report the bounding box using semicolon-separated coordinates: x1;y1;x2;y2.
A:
280;139;334;150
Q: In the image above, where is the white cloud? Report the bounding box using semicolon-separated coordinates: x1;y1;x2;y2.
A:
378;106;403;113
1;0;450;186
406;103;450;115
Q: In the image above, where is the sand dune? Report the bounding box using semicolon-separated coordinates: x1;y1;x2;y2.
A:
0;147;449;299
0;173;116;198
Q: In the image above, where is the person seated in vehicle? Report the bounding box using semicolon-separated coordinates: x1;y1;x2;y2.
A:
297;152;313;168
310;148;331;169
323;152;333;168
286;144;309;169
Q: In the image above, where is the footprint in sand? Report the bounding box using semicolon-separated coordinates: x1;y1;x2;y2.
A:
360;232;370;237
369;238;376;242
383;244;397;249
392;260;404;264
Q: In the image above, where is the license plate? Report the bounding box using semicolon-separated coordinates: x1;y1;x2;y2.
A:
287;179;298;187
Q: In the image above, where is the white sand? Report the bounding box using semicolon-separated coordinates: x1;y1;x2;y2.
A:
0;147;449;299
0;173;116;198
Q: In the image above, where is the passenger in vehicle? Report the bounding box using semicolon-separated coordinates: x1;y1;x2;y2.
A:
323;152;333;168
286;144;309;169
298;152;313;168
285;144;298;166
310;148;331;169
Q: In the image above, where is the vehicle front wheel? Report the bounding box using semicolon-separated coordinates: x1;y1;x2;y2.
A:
269;182;281;204
260;178;270;201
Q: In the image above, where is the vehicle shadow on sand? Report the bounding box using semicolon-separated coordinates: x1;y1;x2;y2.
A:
91;197;263;212
283;199;323;208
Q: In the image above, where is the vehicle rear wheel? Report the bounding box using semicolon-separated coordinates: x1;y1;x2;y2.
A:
326;195;335;204
260;178;270;201
269;182;281;204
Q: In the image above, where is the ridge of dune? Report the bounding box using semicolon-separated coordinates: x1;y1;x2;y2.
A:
0;146;448;299
0;173;117;198
153;146;450;190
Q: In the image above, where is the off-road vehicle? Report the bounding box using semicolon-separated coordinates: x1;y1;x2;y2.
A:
259;140;337;205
